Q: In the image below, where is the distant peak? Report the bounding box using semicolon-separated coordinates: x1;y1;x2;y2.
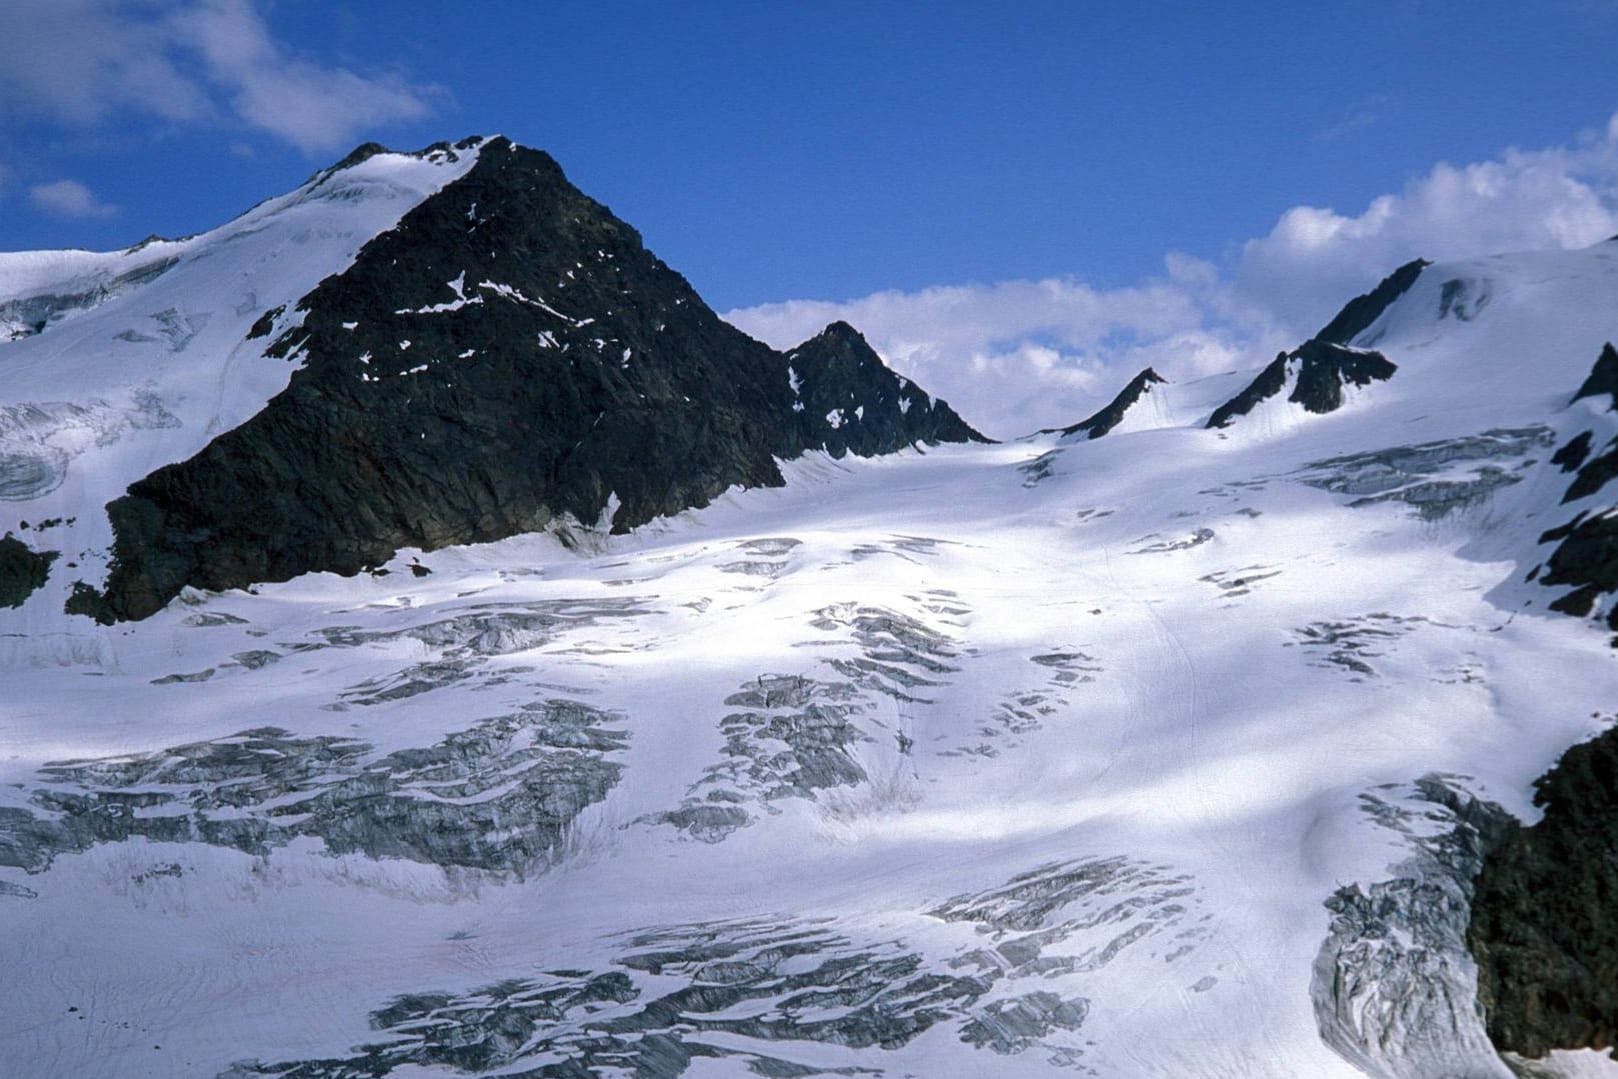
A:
816;320;868;344
1057;366;1167;440
1572;342;1618;408
1206;339;1395;429
1315;258;1430;346
340;134;499;165
123;233;179;254
329;142;389;172
311;136;497;188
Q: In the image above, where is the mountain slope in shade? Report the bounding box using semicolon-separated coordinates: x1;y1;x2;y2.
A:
7;151;1618;1077
785;320;986;458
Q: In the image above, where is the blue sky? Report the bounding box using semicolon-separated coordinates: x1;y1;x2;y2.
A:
4;1;1618;434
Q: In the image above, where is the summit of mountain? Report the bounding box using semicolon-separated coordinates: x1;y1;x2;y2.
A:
0;137;981;623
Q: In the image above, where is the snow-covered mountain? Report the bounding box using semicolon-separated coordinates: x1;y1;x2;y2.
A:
3;138;1618;1079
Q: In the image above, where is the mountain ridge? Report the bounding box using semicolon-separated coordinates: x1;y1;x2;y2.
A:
5;140;1618;1078
3;136;984;623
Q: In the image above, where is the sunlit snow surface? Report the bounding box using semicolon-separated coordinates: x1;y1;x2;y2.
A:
0;142;482;615
5;221;1618;1075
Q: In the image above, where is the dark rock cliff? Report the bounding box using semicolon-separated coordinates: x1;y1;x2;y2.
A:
1207;258;1418;431
1207;340;1396;430
1538;344;1618;626
1206;353;1290;430
1477;347;1618;1060
785;320;985;457
1314;258;1429;346
1570;342;1618;407
1468;724;1618;1061
0;534;56;608
1289;339;1398;415
1057;367;1165;440
68;139;982;623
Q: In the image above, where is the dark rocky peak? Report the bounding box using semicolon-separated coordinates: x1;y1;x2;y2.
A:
67;138;978;623
329;141;390;171
1571;342;1618;407
1558;345;1618;505
786;321;988;458
1315;258;1429;346
1533;343;1618;624
1206;339;1396;430
1205;353;1289;430
1056;367;1166;440
0;534;56;609
1289;339;1397;413
306;136;485;190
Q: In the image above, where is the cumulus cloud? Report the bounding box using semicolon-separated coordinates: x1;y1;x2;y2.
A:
0;0;437;153
0;0;211;126
1240;114;1618;336
173;0;436;153
727;112;1618;439
29;179;119;219
728;271;1284;439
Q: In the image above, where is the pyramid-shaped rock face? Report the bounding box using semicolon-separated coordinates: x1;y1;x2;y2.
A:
70;139;980;622
1205;340;1397;429
1314;258;1429;346
1571;341;1618;406
786;321;986;458
1203;260;1422;432
1059;367;1166;440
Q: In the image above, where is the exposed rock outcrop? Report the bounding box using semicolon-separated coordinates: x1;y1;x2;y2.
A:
1570;342;1618;407
786;320;985;457
0;534;56;608
1206;352;1290;429
1315;258;1429;346
1207;340;1396;429
1205;258;1421;431
1469;725;1618;1062
1057;366;1166;440
68;139;982;623
1537;345;1618;623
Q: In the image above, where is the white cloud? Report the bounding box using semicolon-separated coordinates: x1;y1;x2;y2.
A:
1240;115;1618;336
727;111;1618;440
0;0;212;126
728;271;1285;440
29;179;119;219
0;0;437;153
173;0;437;154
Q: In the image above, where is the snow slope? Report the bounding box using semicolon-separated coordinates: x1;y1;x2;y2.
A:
0;140;484;636
3;224;1618;1074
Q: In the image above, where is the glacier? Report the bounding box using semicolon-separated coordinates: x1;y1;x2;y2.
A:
1;139;1618;1077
